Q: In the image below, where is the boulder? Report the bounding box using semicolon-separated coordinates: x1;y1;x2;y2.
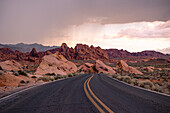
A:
93;60;116;74
116;60;143;75
142;67;154;72
0;60;23;71
35;52;77;75
78;63;93;73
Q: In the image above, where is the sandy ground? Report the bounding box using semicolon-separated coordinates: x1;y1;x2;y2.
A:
0;80;45;98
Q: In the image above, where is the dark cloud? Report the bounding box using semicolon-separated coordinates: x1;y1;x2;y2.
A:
0;0;170;44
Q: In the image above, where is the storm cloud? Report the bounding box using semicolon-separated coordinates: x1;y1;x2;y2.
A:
0;0;170;48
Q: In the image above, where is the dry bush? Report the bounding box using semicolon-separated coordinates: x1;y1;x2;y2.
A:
122;76;132;84
112;74;120;78
38;77;51;82
117;76;123;81
131;79;138;86
138;80;154;89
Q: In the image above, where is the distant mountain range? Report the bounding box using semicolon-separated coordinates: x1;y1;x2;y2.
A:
0;43;169;62
157;47;170;54
0;43;59;53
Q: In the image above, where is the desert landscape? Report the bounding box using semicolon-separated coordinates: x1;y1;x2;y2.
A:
0;43;169;97
0;0;170;113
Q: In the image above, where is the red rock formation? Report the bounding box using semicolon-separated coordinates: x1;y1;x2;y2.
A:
105;49;168;58
78;60;116;74
116;60;143;75
57;43;109;60
0;48;17;61
30;48;39;57
0;47;42;64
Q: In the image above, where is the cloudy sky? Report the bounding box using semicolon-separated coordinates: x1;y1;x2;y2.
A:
0;0;170;52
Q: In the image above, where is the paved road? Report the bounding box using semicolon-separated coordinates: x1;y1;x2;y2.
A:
0;74;169;113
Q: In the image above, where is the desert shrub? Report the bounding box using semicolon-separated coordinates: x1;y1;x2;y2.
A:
50;77;54;81
38;77;50;82
154;85;163;93
162;79;168;82
0;71;3;75
20;80;25;83
26;81;30;83
63;75;67;78
138;81;145;88
162;89;170;94
0;66;3;70
131;79;138;86
54;75;63;80
117;76;123;81
112;74;119;78
122;76;132;84
10;70;14;72
45;73;55;76
154;82;162;86
31;76;37;78
68;73;73;77
13;71;19;76
73;73;79;76
18;70;27;76
138;80;154;89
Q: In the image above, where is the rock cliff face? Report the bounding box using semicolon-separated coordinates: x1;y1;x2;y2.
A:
48;43;109;60
35;52;77;75
57;43;109;60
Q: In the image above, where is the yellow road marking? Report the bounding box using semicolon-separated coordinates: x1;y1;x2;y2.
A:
84;74;114;113
84;77;105;113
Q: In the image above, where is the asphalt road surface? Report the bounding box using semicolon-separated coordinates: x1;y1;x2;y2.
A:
0;74;169;113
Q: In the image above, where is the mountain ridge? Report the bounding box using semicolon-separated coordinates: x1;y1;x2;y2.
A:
0;43;169;63
0;43;60;53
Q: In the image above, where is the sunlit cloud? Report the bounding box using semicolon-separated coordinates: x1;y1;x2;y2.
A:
103;21;170;39
57;20;170;52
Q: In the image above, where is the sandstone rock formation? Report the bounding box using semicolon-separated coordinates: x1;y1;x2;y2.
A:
0;60;23;71
78;60;116;74
78;63;93;73
49;43;109;61
30;48;39;57
142;67;154;72
35;52;77;75
93;60;116;74
116;60;143;75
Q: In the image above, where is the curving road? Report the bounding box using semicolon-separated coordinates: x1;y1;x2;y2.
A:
0;74;169;113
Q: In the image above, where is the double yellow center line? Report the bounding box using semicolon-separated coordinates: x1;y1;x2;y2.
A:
84;74;114;113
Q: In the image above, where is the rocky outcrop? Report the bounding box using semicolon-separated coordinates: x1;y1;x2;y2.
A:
142;66;154;72
0;60;23;71
105;49;169;58
116;60;143;75
78;60;116;74
74;44;109;60
30;48;39;57
0;48;16;61
78;63;93;73
93;60;116;74
49;43;109;61
35;52;77;75
0;47;43;64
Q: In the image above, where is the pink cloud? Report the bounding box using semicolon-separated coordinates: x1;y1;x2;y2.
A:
103;21;170;39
